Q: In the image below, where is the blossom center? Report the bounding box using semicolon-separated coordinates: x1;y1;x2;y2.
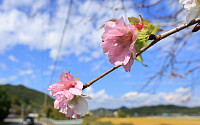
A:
119;31;132;47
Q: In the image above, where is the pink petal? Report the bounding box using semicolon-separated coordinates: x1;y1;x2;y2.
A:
60;71;75;82
75;81;83;90
76;115;81;119
100;17;137;72
60;71;67;81
129;41;137;58
108;44;132;66
54;100;60;109
65;107;74;118
104;21;116;31
69;88;82;96
64;90;74;100
123;58;134;72
116;17;125;27
100;41;115;53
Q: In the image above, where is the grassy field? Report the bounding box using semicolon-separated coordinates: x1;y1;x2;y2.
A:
98;117;200;125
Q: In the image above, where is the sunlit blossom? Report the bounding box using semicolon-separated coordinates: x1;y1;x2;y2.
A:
101;17;138;72
48;71;92;118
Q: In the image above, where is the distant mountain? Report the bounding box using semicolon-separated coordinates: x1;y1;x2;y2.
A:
91;105;200;117
0;84;54;109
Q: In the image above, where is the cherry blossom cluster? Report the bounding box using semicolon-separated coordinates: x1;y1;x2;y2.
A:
48;1;200;119
101;17;139;72
48;71;92;119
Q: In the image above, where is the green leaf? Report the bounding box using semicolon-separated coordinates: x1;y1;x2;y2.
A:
135;30;150;52
152;25;159;34
128;17;140;25
135;55;148;67
139;15;144;23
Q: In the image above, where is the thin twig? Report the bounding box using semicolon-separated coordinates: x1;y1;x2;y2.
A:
83;65;121;89
83;17;200;90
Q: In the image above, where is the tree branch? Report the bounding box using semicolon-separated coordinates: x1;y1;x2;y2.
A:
83;17;200;90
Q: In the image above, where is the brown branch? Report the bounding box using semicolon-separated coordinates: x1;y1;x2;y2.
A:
83;17;200;90
133;0;162;8
83;65;121;89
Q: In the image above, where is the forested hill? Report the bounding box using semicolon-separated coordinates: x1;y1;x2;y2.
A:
92;105;200;117
121;105;200;116
0;84;54;108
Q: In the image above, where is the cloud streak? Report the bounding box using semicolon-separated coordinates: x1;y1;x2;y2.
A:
85;87;199;110
0;0;138;61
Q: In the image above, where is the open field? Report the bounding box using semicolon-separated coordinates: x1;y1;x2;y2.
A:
98;117;200;125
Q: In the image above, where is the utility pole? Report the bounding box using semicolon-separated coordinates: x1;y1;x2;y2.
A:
43;92;47;106
21;104;24;118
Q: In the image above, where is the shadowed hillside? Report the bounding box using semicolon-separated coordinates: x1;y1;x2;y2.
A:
0;84;53;109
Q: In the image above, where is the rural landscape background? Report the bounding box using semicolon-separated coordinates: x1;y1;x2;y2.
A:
0;0;200;125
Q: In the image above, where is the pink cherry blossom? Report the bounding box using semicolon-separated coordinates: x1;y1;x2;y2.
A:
48;71;83;100
101;17;138;72
48;71;91;118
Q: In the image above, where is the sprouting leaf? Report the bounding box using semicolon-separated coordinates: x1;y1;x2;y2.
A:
139;15;144;23
128;15;158;67
75;77;79;81
135;55;148;67
128;17;140;25
152;25;158;34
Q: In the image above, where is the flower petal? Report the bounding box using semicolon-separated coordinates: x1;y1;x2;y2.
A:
54;100;60;109
75;81;83;90
104;21;116;31
74;97;88;116
81;95;92;100
116;17;125;27
123;58;134;72
64;90;74;100
65;107;74;118
69;88;82;96
186;6;200;23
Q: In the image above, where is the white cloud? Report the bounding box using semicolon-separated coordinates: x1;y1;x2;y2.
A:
85;87;199;110
0;63;6;70
0;78;7;83
8;75;18;81
121;73;132;78
0;75;18;84
19;69;33;76
78;56;92;62
43;71;51;75
91;60;105;71
8;55;19;62
48;65;61;70
0;69;34;84
0;0;138;61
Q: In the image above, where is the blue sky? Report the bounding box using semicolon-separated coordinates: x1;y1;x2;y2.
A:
0;0;200;109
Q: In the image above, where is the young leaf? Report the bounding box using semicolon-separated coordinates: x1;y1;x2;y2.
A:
139;15;144;23
135;55;148;67
128;17;140;25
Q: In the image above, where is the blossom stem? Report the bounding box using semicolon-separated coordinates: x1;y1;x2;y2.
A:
83;17;200;90
83;65;121;89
